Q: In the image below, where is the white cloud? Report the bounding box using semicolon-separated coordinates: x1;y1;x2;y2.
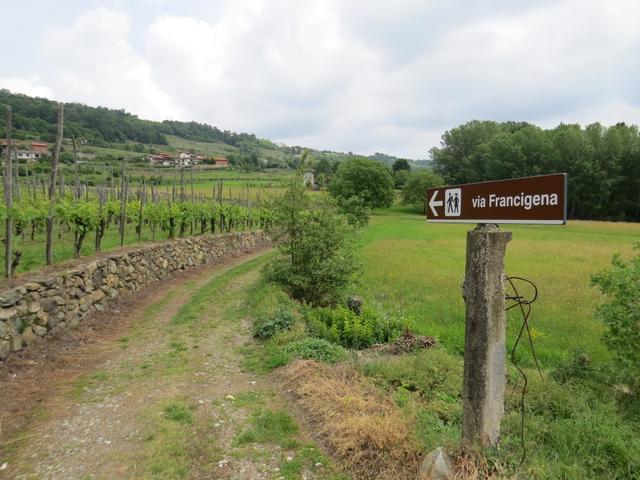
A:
41;7;185;121
144;0;377;136
0;76;53;99
1;0;639;158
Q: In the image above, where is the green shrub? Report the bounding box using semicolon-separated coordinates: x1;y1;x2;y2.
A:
303;305;404;349
285;338;347;363
591;244;640;392
401;170;445;213
253;308;296;340
269;322;308;346
337;195;370;231
264;207;359;306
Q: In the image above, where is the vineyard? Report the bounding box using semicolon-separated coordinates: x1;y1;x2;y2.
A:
0;179;275;276
0;101;288;277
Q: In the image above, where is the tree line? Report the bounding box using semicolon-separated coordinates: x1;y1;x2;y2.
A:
0;89;259;149
430;120;640;221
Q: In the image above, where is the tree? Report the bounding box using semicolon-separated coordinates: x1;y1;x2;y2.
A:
315;157;332;175
401;171;444;213
430;120;502;184
392;158;411;172
429;119;640;220
329;157;394;208
264;159;359;306
393;169;411;189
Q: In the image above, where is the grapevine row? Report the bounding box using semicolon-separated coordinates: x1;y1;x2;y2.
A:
0;191;274;263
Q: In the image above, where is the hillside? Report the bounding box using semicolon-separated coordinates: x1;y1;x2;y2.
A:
0;89;420;168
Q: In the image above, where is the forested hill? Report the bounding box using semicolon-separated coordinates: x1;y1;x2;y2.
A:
0;89;263;148
431;120;640;221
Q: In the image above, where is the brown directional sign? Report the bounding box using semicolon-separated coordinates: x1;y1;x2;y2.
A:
426;173;567;224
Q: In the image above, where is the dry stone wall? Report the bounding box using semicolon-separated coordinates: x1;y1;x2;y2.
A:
0;231;270;361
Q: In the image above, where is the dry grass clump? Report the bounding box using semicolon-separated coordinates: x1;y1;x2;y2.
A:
279;359;422;480
450;446;501;480
369;329;437;354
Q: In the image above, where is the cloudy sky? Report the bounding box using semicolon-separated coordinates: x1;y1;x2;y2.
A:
2;0;639;159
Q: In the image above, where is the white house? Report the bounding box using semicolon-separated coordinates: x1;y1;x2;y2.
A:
13;150;41;162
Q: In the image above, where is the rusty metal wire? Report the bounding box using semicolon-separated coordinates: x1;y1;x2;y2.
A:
505;275;543;466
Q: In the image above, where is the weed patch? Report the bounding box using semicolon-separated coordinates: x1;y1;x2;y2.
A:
140;402;193;479
284;337;347;363
240;343;292;374
303;304;405;349
164;400;194;425
229;390;269;408
235;409;299;447
254;308;296;339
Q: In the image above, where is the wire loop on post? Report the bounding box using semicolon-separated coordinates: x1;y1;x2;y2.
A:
505;275;542;466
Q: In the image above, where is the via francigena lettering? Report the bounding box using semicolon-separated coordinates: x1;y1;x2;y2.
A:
471;192;559;210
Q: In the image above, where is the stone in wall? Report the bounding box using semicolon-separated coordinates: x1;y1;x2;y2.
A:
0;231;270;361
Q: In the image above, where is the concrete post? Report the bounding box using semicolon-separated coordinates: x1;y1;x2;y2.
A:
461;223;511;447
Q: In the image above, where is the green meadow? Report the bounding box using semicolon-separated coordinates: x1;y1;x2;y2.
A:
357;207;640;368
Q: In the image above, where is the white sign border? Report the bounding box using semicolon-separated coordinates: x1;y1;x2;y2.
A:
427;219;566;225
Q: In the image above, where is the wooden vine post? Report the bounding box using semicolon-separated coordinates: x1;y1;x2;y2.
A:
13;143;20;199
69;136;78;253
3;106;13;278
190;166;194;235
137;180;145;242
72;135;80;199
119;150;127;247
46;103;64;266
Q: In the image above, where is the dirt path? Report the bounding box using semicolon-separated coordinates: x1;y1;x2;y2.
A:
0;249;341;480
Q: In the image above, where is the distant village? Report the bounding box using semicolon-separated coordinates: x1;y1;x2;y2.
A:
0;140;230;168
144;152;229;168
0;140;49;162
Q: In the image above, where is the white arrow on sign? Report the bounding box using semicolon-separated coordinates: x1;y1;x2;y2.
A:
429;190;443;216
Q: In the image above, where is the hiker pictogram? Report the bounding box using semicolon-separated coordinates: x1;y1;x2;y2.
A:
445;188;462;216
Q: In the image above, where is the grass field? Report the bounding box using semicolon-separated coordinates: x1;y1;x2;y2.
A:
353;207;640;478
356;207;640;368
